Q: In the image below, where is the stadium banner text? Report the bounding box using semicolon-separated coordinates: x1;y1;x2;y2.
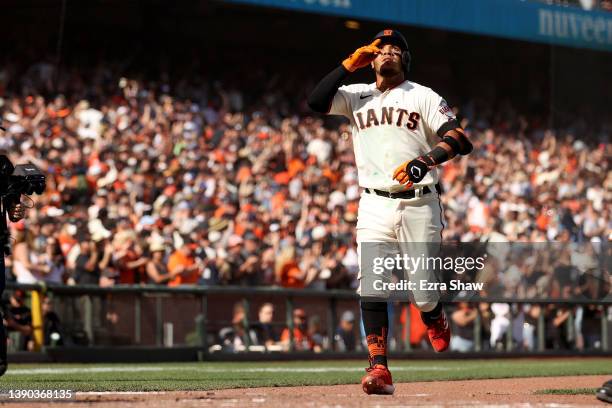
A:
224;0;612;52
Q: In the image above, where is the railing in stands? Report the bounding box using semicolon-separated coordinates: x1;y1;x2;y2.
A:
4;283;610;355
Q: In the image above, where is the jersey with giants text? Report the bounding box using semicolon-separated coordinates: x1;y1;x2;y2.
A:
329;80;455;193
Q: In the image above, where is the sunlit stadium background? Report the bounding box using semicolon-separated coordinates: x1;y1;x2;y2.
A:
0;0;609;366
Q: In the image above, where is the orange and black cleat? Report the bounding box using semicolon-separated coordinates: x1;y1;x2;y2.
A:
361;364;395;395
425;310;451;352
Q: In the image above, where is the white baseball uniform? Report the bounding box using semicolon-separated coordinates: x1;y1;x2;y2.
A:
328;79;455;310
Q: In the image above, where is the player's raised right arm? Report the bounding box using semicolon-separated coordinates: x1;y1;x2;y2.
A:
307;39;380;114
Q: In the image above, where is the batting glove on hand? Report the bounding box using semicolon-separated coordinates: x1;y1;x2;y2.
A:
342;39;381;72
392;156;434;187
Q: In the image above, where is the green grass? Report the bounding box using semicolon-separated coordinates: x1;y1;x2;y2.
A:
534;388;598;395
0;358;609;392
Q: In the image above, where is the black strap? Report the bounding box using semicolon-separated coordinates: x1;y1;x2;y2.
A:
436;119;460;138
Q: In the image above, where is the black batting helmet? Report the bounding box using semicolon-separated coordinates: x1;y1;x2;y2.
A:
372;29;411;75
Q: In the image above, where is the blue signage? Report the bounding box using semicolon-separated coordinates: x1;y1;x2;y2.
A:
223;0;612;52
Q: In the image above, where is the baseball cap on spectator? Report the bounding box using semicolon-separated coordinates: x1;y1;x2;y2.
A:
179;219;199;235
134;202;153;216
208;230;222;243
209;217;229;232
342;169;357;183
228;235;243;248
346;185;360;201
139;215;157;229
176;201;191;211
344;212;357;223
89;219;111;242
341;310;355;323
328;191;346;210
319;268;332;279
46;207;64;217
114;230;136;247
311;225;327;241
149;235;165;253
243;231;257;241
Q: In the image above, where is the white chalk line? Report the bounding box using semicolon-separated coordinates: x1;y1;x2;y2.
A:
5;366;460;375
79;391;167;395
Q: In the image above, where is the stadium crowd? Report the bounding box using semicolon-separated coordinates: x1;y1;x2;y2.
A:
0;59;609;352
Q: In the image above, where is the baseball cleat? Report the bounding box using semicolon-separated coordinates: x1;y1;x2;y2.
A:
361;364;395;395
425;310;451;352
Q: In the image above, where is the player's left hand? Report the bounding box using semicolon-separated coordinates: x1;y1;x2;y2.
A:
392;156;431;186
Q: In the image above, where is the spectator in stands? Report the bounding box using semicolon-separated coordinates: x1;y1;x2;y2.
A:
219;302;249;352
334;310;357;352
42;295;67;346
29;236;65;284
489;303;510;350
577;304;604;349
251;303;279;348
113;230;148;284
3;290;33;351
450;302;478;352
11;228;44;284
307;315;325;353
71;233;100;285
522;303;541;350
145;237;173;284
280;308;314;351
167;238;201;286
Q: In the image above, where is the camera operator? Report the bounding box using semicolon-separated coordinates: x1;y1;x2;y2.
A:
0;150;47;377
0;201;28;376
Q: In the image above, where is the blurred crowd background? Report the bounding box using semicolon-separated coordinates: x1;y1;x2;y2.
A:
1;60;608;294
0;0;609;353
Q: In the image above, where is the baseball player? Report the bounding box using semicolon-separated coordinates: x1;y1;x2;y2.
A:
307;29;472;395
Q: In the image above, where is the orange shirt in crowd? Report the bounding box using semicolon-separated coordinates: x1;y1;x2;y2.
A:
270;191;286;212
167;250;198;286
236;166;252;183
400;304;428;346
280;327;314;351
117;250;145;284
287;158;305;178
58;233;77;257
278;261;305;288
536;212;550;231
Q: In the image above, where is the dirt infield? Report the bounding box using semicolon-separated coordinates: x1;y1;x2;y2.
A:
2;375;608;407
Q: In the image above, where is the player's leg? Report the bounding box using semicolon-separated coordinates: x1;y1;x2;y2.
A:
396;194;450;352
356;192;397;394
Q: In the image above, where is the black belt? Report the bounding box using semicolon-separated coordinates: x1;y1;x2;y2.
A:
366;183;442;199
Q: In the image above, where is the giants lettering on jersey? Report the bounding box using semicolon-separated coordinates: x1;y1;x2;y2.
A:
354;108;420;131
